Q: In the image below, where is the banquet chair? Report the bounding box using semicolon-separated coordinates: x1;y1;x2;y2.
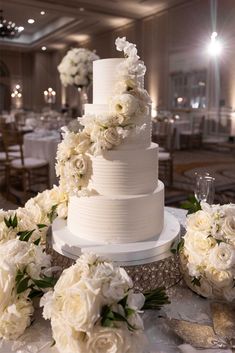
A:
180;116;205;149
152;119;173;152
158;127;176;187
1;129;50;204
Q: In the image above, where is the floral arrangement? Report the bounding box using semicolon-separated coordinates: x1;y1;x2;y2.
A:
56;37;151;196
41;253;169;353
58;48;99;88
180;202;235;301
0;185;68;339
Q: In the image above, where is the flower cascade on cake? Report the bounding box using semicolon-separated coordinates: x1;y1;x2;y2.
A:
56;37;152;196
58;48;100;88
180;202;235;300
41;253;168;353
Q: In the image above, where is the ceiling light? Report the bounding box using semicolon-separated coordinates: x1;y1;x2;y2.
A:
28;19;35;24
79;7;85;11
0;10;24;39
208;31;222;56
41;46;47;51
40;11;46;15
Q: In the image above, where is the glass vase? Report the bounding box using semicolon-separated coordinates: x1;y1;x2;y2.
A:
77;86;88;117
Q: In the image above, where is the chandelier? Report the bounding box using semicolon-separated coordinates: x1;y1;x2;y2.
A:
0;10;24;39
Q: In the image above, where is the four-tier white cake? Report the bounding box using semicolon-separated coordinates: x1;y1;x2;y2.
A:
67;57;165;244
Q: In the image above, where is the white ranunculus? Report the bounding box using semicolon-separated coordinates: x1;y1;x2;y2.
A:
186;210;212;233
104;127;121;147
110;94;139;116
0;294;34;340
208;243;235;270
206;268;233;288
85;325;133;353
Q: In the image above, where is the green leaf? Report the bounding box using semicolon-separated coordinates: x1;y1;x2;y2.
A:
37;224;47;229
33;276;57;289
143;287;170;310
125;308;135;317
28;289;43;299
191;277;201;287
4;214;18;229
15;269;25;286
171;238;185;254
17;276;30;294
47;205;58;224
33;238;41;246
181;195;201;215
17;229;35;242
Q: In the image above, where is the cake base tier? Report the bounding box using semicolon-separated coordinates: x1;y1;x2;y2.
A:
52;210;180;266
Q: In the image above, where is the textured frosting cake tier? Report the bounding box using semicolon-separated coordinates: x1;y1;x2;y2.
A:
67;181;164;244
93;58;124;104
90;143;158;196
84;103;151;150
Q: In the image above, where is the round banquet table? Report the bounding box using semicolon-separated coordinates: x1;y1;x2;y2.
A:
0;208;231;353
24;131;61;187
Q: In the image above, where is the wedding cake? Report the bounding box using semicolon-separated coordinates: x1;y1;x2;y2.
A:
56;37;164;244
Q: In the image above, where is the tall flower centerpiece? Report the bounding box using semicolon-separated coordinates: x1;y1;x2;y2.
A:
179;202;235;301
58;48;100;115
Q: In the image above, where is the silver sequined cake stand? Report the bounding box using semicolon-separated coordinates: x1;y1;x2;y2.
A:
50;210;182;291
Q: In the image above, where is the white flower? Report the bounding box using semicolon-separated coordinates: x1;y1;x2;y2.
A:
0;294;34;340
186;210;212;233
126;290;145;311
222;216;235;243
85;325;133;353
208;243;235;270
110;94;139;116
103;127;121;148
51;319;83;353
0;261;15;313
115;37;128;52
206;268;233;288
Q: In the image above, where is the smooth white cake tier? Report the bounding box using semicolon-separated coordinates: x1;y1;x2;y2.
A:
67;181;164;244
93;58;123;104
84;103;151;150
90;143;158;196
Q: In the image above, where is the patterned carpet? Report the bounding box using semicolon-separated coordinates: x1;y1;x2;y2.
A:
0;149;234;210
165;149;235;206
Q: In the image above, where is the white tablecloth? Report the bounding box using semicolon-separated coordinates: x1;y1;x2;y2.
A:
1;208;231;353
24;131;61;187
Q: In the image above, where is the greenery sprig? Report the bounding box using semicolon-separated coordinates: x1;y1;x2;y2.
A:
181;195;201;215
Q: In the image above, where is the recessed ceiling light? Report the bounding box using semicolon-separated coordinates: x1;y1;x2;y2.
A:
18;26;24;32
40;11;46;15
41;46;47;51
28;19;35;24
79;7;85;11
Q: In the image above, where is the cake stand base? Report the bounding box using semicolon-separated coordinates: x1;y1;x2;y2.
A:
51;211;180;266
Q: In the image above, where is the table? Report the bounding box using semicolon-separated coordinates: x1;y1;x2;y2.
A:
174;120;191;149
0;208;231;353
24;131;61;187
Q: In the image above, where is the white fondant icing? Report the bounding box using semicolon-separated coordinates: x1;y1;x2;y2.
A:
93;58;124;104
90;143;158;195
67;181;164;244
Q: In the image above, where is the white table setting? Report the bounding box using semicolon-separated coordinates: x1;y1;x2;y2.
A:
24;130;61;186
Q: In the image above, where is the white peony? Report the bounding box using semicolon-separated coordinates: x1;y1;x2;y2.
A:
208;242;235;270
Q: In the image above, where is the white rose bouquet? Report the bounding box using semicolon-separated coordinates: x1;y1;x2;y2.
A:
0;238;56;340
58;48;99;88
179;202;235;301
41;253;169;353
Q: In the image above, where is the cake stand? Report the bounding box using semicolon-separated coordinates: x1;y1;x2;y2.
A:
51;210;182;291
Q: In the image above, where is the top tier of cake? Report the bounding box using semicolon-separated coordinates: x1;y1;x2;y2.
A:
93;58;124;104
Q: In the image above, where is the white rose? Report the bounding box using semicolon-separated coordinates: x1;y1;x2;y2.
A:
104;127;121;147
0;294;34;340
208;243;235;270
60;284;101;331
183;230;216;267
55;263;84;294
110;94;139;116
186;210;212;233
70;153;90;176
85;326;133;353
222;216;235;242
51;318;83;353
0;261;15;312
206;268;233;288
